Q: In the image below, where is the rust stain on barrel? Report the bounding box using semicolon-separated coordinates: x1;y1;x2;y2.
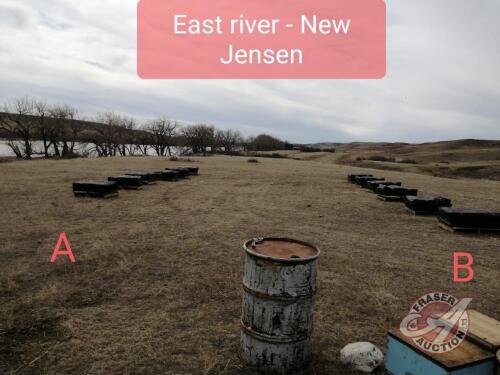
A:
249;239;317;259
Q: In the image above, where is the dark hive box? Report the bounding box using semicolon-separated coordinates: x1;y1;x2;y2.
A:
166;167;189;178
376;184;418;199
355;176;385;187
157;170;179;181
183;166;199;175
405;196;452;215
125;171;156;184
438;208;500;232
348;173;373;183
73;181;118;198
107;175;143;189
367;180;402;191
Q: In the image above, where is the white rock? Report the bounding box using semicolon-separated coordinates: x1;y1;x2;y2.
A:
340;342;384;373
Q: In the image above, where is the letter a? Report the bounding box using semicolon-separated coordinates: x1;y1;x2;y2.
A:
50;232;76;263
453;252;473;282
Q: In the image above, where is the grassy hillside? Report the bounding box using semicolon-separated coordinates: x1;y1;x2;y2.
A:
299;139;500;180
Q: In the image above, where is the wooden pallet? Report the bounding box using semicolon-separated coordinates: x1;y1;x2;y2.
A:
128;180;155;185
377;195;403;202
74;191;118;199
437;221;500;234
406;207;436;216
120;185;143;190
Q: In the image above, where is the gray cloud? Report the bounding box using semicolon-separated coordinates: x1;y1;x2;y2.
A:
0;0;499;143
0;5;31;29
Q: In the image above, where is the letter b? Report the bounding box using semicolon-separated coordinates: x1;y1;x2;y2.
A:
453;252;474;282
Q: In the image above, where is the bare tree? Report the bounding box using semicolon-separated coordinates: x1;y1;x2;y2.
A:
182;124;215;154
116;115;137;156
49;104;80;157
216;129;243;152
89;112;123;157
0;97;36;159
5;140;23;158
145;117;178;156
33;100;53;157
0;97;260;160
133;125;152;156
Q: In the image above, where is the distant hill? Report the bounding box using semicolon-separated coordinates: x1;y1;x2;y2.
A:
0;112;148;142
300;139;500;180
311;139;500;151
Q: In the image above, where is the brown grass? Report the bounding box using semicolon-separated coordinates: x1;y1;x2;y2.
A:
291;140;500;180
1;156;499;374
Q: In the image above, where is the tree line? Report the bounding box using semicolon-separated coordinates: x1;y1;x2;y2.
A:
0;97;296;159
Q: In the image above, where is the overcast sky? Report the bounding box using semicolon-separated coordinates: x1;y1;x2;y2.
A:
0;0;499;143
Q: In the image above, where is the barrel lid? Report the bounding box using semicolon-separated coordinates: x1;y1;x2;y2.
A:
243;237;320;263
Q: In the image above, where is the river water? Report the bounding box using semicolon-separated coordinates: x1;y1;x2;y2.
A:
0;140;11;157
0;139;178;158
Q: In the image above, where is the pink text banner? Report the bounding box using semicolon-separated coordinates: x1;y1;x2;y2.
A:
137;0;386;79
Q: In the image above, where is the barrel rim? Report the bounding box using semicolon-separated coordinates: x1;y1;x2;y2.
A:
243;237;320;264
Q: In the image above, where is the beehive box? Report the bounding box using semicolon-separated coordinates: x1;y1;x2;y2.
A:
355;176;385;187
347;173;372;183
376;185;418;201
107;175;143;189
405;196;452;215
182;166;199;175
157;170;179;181
166;167;189;178
437;208;500;232
386;329;496;375
150;171;165;181
125;171;157;184
363;179;385;189
366;180;402;191
73;181;118;198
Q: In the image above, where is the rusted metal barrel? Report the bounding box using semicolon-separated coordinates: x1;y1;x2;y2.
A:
240;237;320;373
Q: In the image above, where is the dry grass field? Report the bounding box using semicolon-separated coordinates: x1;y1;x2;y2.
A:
1;155;499;374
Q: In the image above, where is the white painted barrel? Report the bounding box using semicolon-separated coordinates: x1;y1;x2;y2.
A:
240;237;320;373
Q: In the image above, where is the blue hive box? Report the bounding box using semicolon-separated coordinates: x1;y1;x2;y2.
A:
386;329;496;375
